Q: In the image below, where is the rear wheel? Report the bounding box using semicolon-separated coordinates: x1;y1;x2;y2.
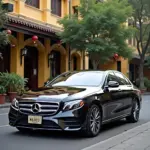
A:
83;104;102;137
126;99;140;123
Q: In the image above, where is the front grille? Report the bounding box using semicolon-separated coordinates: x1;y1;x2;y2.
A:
16;117;61;130
19;101;60;116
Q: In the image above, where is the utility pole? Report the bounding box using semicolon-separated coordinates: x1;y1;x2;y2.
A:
68;0;72;71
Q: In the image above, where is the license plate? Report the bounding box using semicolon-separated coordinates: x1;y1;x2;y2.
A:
28;116;42;125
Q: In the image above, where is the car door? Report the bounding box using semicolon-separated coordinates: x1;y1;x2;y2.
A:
101;72;125;122
114;71;133;115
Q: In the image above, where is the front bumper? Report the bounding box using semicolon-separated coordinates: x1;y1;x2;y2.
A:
9;105;87;131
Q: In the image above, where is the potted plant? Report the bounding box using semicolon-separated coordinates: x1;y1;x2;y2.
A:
0;72;28;102
8;73;28;102
0;85;6;104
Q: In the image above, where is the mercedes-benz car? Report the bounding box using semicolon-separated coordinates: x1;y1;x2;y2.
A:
8;70;142;137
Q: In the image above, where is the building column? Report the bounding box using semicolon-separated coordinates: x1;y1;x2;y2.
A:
85;55;89;70
44;38;51;81
10;32;24;77
65;44;69;72
43;0;51;23
38;50;47;87
16;0;25;14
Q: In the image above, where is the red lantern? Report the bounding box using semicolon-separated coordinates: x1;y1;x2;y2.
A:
6;29;12;35
114;53;119;60
11;44;16;47
57;40;62;45
32;35;38;43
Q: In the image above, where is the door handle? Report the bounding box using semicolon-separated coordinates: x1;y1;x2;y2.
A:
118;89;122;92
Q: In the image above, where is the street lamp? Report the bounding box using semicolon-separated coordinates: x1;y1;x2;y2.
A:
20;47;28;65
48;53;54;67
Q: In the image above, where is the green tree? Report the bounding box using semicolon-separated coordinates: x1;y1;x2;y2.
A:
128;0;150;89
0;0;10;59
57;0;134;69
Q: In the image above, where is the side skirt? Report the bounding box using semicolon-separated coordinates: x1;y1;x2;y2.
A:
102;113;130;125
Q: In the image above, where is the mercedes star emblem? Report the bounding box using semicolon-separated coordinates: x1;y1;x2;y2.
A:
32;103;40;113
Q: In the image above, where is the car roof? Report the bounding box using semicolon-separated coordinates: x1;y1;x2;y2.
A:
63;70;120;74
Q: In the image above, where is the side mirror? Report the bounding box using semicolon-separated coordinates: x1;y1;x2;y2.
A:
108;81;119;88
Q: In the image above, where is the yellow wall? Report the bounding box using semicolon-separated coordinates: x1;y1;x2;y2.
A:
3;0;81;28
3;0;129;86
100;57;129;77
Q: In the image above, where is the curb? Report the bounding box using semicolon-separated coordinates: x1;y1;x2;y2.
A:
82;122;150;150
0;103;10;109
142;93;150;95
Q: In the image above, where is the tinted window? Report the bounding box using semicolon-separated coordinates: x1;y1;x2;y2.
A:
48;72;104;87
123;75;131;85
114;72;129;85
25;0;39;8
106;72;118;85
51;0;61;16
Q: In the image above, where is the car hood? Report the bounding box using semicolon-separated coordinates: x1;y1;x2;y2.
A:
19;86;103;102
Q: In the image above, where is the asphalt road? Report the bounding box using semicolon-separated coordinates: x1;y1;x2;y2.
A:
0;95;150;150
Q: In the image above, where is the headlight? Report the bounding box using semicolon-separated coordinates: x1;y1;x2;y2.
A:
11;98;19;109
63;100;84;111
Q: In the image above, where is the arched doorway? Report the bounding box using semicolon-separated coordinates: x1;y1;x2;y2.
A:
49;44;67;78
24;46;38;90
0;45;11;72
51;50;61;77
71;51;81;71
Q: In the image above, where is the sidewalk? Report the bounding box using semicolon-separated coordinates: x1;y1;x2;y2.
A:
0;103;10;109
82;122;150;150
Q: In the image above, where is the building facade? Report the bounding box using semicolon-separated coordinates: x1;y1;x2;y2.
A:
0;0;90;90
0;0;130;89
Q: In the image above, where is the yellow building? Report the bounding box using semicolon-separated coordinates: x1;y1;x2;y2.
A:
0;0;129;90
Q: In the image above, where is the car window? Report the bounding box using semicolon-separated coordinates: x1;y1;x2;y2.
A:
48;71;105;87
114;72;129;85
122;75;131;85
106;72;118;85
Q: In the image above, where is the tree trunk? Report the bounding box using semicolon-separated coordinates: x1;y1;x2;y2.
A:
92;61;99;70
138;58;145;89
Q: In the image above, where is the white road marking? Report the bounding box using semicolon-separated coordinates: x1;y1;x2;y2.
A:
0;125;9;128
0;113;8;116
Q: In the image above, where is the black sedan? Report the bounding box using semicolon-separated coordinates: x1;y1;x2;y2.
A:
9;70;142;137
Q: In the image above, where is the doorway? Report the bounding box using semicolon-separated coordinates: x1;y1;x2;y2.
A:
0;45;10;72
51;51;61;78
24;46;38;90
73;56;77;70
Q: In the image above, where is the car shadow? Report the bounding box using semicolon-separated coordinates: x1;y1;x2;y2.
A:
10;119;129;139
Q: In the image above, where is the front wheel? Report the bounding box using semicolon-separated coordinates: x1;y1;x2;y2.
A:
83;104;102;137
126;99;140;123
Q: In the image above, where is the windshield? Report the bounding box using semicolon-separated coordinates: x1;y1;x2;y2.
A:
48;71;104;87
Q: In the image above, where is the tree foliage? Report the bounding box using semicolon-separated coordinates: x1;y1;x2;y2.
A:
0;0;9;59
128;0;150;89
57;0;134;69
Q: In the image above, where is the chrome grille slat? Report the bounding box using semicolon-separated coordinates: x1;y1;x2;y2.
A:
20;108;32;112
19;104;32;107
19;101;60;115
40;109;57;112
41;105;58;108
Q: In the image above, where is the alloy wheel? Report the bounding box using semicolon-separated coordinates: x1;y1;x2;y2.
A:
90;106;101;135
133;101;140;121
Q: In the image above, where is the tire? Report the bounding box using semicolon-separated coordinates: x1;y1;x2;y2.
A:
17;127;32;133
83;104;102;137
126;99;140;123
